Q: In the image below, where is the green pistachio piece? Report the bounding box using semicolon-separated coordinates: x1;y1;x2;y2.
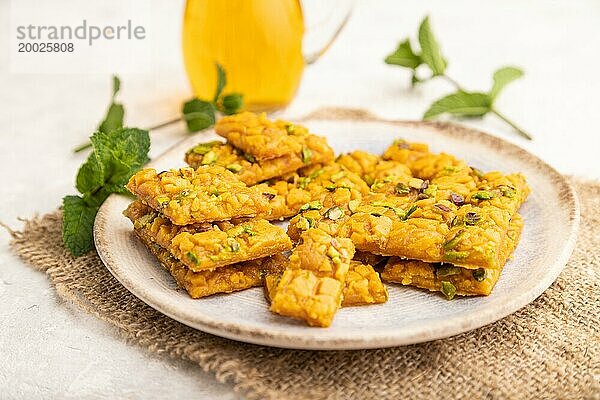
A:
472;268;486;282
300;201;322;211
395;183;410;196
324;206;344;220
133;212;157;229
201;150;218;165
301;147;313;164
436;266;461;277
400;204;418;221
187;251;200;265
226;163;243;173
325;184;337;192
330;171;345;181
286;123;296;134
443;230;465;251
191;141;220;155
443;250;469;262
242;225;256;236
441;281;457;300
227;238;240;252
243;152;256;163
472;191;495;200
348;200;360;213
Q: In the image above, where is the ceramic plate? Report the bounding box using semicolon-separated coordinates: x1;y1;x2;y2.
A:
94;118;579;350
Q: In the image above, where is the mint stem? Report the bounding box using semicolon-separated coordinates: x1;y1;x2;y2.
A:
490;108;533;140
441;74;532;140
73;116;182;153
441;74;464;91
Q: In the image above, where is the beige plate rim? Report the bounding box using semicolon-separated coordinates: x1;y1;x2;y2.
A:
94;116;580;350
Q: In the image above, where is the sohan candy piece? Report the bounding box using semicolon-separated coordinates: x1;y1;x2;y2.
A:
269;228;355;327
126;165;269;225
185;136;333;186
215;111;334;162
135;226;287;299
381;213;523;298
264;260;388;307
171;218;292;271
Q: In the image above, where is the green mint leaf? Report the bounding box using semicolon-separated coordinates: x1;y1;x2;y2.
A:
384;39;422;69
213;63;227;103
98;102;125;134
418;16;447;76
112;75;121;99
423;91;492;120
490;66;524;100
98;75;124;133
90;127;150;194
76;150;105;195
62;195;99;257
219;93;244;115
182;98;216;132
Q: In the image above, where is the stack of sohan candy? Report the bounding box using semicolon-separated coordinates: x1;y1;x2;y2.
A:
124;112;530;327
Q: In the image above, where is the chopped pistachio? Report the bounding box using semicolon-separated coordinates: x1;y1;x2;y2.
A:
242;225;257;236
187;251;200;265
348;200;360;213
422;184;438;198
298;177;311;189
330;171;345;182
465;212;481;226
301;147;313;164
471;167;485;179
395;183;410;196
209;189;220;197
296;216;312;231
440;281;457;300
226;163;243;173
226;238;240;252
401;204;418;221
472;191;495;200
434;203;451;212
364;175;375;186
327;246;340;259
444;230;465;251
308;168;324;179
372;201;395;209
450;193;465;206
472;268;486;282
443;250;469;262
371;180;385;191
299;201;322;211
499;185;516;198
324;206;344;220
156;196;169;208
325;184;337;192
443;165;458;173
285;123;296;134
191;141;220;155
436;266;461;277
201;150;218;165
242;152;256;163
262;192;276;201
133;212;157;229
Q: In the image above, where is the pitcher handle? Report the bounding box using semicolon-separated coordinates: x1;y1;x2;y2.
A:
301;0;355;65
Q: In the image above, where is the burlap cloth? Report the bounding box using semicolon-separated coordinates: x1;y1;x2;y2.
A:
6;111;600;399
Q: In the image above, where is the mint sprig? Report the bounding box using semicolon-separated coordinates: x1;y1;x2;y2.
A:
74;65;244;153
385;16;531;140
63;127;150;256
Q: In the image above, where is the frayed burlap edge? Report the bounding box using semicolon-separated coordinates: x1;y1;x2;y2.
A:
7;109;600;400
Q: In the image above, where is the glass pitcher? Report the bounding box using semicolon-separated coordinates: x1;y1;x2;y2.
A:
182;0;353;111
